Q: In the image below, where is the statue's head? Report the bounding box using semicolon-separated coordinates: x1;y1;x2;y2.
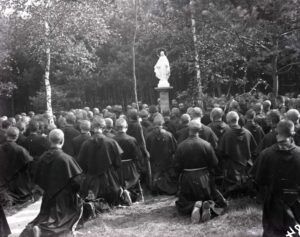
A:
160;51;165;56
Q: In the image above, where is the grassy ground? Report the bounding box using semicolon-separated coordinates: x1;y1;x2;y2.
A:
78;195;263;237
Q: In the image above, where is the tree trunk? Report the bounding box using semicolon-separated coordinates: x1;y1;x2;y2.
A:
132;0;139;109
44;20;54;124
190;0;202;101
272;39;279;97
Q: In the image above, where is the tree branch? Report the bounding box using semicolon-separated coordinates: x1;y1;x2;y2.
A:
277;62;300;72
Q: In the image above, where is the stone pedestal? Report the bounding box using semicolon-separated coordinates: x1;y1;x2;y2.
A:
155;86;173;114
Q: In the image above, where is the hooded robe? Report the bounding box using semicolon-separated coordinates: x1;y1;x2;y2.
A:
219;125;257;194
244;121;265;148
175;136;227;215
78;133;123;205
255;142;300;237
114;132;142;202
0;141;33;204
21;148;83;237
146;128;177;195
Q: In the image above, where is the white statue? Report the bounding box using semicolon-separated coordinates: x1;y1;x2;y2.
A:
154;51;170;88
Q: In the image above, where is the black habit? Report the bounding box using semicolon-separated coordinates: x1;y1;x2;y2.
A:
114;132;142;202
0;141;33;204
219;125;257;194
21;148;83;237
255;142;300;237
175;136;226;215
146;129;177;195
78;133;123;205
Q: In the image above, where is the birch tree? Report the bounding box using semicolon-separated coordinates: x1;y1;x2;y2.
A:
189;0;202;101
1;0;111;120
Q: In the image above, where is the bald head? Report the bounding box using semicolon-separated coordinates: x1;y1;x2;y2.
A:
267;110;281;127
128;109;138;121
245;109;256;121
92;118;106;130
153;114;164;127
105;118;114;129
49;129;64;146
229;100;239;111
226;111;239;125
253;103;263;113
263;100;271;112
188;120;202;135
80;120;91;133
6;127;19;141
277;120;294;138
286;109;300;124
181;114;191;125
139;109;149;119
210;108;223;122
191;107;203;119
115;118;128;132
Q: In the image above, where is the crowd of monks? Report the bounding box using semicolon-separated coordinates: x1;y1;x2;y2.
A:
0;95;300;237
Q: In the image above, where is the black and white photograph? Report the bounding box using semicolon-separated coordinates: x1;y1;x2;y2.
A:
0;0;300;236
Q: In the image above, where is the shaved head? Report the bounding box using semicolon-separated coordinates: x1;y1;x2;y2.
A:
210;108;224;121
6;127;19;141
277;120;295;138
188;120;202;134
115;118;128;130
286;109;300;124
49;129;64;145
226;111;239;125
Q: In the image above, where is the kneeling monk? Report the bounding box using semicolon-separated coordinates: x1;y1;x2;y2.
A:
175;120;227;223
21;129;83;237
114;118;143;204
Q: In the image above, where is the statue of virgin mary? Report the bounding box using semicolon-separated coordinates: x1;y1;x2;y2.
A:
154;51;170;88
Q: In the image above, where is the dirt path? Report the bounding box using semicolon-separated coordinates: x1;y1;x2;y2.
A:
7;200;41;237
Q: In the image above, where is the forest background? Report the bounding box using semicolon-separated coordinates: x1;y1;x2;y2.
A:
0;0;300;116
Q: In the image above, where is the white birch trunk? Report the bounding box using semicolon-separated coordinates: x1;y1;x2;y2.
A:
272;39;279;97
44;20;54;124
133;0;138;109
190;0;202;99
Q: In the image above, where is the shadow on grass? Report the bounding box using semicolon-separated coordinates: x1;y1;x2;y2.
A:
79;196;263;237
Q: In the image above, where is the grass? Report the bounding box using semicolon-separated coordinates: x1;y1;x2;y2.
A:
77;195;263;237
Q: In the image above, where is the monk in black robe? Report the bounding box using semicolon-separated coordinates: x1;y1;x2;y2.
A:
146;115;177;195
207;108;230;142
62;113;80;156
177;107;218;150
127;109;149;159
254;102;269;134
175;121;227;223
78;118;123;206
127;109;150;185
207;108;230;185
175;114;190;140
286;109;300;146
20;129;83;237
219;111;256;196
255;120;300;237
244;109;265;148
139;109;153;136
255;110;281;156
0;127;34;204
0;120;12;144
23;120;50;159
104;118;116;139
114;118;143;204
72;120;91;159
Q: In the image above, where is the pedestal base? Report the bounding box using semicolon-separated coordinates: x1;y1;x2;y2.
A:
155;86;173;114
